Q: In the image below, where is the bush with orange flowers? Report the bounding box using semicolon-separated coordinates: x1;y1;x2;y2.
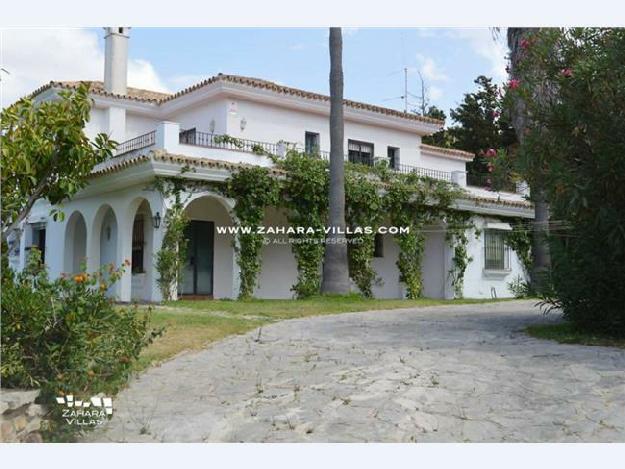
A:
1;249;162;441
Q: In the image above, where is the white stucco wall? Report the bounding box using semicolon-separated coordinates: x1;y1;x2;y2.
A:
168;100;228;135
255;207;300;299
371;233;403;299
125;112;160;139
18;184;165;302
222;99;424;166
84;107;108;141
419;153;467;173
462;216;528;299
421;225;451;299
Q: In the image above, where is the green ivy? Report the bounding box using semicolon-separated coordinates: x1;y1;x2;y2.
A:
224;166;280;299
162;152;523;302
213;134;244;148
152;177;190;301
345;168;384;297
445;211;477;298
504;218;532;276
386;173;463;299
276;150;329;297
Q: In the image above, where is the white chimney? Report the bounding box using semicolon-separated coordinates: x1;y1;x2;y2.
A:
103;27;130;95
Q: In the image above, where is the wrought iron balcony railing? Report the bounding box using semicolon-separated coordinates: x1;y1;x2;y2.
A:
114;130;155;156
114;129;527;191
179;130;280;156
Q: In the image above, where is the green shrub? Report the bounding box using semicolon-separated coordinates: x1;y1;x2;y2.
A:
507;275;532;299
1;250;161;440
508;29;625;335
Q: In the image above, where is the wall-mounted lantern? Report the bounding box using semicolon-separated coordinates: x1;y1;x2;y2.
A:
240;117;247;132
152;212;162;229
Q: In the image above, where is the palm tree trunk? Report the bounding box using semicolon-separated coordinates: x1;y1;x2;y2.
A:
321;27;350;294
507;27;551;291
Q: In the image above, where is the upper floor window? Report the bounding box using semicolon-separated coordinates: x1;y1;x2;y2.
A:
387;146;400;169
348;139;374;165
484;230;510;270
305;132;320;155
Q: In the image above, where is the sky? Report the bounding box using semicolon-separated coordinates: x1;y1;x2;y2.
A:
0;27;508;124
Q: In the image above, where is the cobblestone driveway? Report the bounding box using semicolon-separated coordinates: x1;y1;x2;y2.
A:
90;300;625;442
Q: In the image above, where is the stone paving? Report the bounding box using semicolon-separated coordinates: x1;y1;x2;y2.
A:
88;300;625;442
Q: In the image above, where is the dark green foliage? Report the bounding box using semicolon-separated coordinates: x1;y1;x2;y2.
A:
344;169;384;297
225;166;280;298
447;76;517;175
385;173;463;299
153;177;192;301
1;251;161;441
509;28;625;335
445;212;477;298
421;106;453;148
1;83;115;242
277;151;329;297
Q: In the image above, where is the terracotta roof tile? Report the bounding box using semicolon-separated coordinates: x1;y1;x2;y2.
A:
167;74;444;126
31;74;443;126
420;144;474;161
30;80;170;103
92;151;530;210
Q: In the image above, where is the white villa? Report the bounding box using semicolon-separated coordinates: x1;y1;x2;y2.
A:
7;28;533;302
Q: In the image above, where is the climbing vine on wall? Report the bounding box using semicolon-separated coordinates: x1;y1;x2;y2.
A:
504;218;532;276
152;176;191;301
224;166;280;299
345;167;384;297
276;150;329;298
385;173;462;299
445;211;477;298
160;150;525;302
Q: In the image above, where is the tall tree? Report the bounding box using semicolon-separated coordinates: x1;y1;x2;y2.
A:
321;27;350;294
421;106;454;148
506;27;551;292
1;84;114;244
507;28;625;334
447;75;516;174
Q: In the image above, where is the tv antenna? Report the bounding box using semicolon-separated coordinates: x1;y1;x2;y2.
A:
384;67;429;115
0;68;10;82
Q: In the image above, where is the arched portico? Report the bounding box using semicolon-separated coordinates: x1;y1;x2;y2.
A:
127;198;155;302
63;211;87;274
88;204;120;298
180;192;237;299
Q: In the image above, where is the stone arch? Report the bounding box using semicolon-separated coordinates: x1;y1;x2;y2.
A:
180;192;236;298
63;210;87;274
90;204;119;297
125;197;155;302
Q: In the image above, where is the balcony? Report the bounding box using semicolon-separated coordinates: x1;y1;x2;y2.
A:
114;130;155;157
466;173;529;195
111;122;526;195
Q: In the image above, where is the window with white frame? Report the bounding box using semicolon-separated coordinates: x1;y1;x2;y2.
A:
484;229;510;270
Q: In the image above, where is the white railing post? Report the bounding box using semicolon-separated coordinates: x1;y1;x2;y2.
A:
155;121;181;153
516;181;530;196
276;141;287;158
451;170;467;187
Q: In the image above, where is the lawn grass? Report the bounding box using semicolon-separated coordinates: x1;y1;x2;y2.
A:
526;322;625;349
135;295;512;371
